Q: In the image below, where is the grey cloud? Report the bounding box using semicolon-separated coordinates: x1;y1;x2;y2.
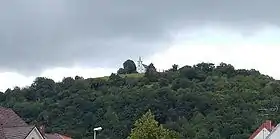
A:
0;0;279;75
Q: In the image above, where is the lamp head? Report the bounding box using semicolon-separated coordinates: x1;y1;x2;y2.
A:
94;127;102;131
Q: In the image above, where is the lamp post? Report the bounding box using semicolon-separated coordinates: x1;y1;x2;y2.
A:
93;127;102;139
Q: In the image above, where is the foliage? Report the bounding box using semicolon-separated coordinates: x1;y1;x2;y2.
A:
118;59;137;74
145;63;159;82
0;61;279;139
128;110;179;139
171;64;178;72
117;68;126;74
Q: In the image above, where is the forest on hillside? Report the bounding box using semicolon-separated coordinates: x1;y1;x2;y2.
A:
1;60;280;139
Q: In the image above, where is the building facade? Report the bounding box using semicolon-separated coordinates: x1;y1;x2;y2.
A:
249;120;274;139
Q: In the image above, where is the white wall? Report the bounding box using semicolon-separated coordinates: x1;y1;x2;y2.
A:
266;126;280;139
253;128;270;139
25;127;44;139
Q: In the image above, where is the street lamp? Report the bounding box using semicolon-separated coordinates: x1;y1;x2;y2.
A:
93;127;102;139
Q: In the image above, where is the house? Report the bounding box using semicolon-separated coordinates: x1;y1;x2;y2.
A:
39;126;71;139
44;134;72;139
265;124;280;139
0;126;44;139
0;107;44;139
0;107;71;139
249;120;274;139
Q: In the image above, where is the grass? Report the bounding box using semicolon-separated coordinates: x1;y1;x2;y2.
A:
96;73;144;80
120;73;144;78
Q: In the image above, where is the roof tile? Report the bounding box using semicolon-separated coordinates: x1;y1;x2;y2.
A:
0;107;28;127
45;133;61;139
2;126;34;139
249;120;274;139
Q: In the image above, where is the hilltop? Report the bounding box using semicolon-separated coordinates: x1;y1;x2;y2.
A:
1;60;280;139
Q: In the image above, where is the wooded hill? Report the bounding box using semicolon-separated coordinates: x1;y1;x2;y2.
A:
1;60;280;139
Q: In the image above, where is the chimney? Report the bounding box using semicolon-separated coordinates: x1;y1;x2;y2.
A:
265;120;273;131
39;125;45;136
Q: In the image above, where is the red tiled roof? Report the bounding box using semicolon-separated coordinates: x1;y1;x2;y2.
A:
58;134;72;139
45;133;72;139
1;126;34;139
0;127;6;139
249;120;274;139
0;107;38;139
45;134;61;139
0;107;28;127
0;107;71;139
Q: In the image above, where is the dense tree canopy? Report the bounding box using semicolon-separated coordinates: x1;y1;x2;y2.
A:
118;59;137;74
0;61;280;139
128;110;179;139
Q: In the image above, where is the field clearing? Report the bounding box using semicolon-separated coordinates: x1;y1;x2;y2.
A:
96;73;144;80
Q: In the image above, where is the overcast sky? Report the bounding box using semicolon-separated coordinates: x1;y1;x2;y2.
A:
1;0;280;91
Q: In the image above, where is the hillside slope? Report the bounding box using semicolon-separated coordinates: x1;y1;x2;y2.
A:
1;62;280;139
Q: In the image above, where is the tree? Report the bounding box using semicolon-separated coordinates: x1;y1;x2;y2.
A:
194;62;215;73
145;63;158;82
216;62;235;77
0;60;279;138
117;68;126;74
128;110;179;139
171;64;178;72
123;60;137;74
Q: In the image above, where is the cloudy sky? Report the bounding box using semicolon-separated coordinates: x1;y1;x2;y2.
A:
0;0;280;91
